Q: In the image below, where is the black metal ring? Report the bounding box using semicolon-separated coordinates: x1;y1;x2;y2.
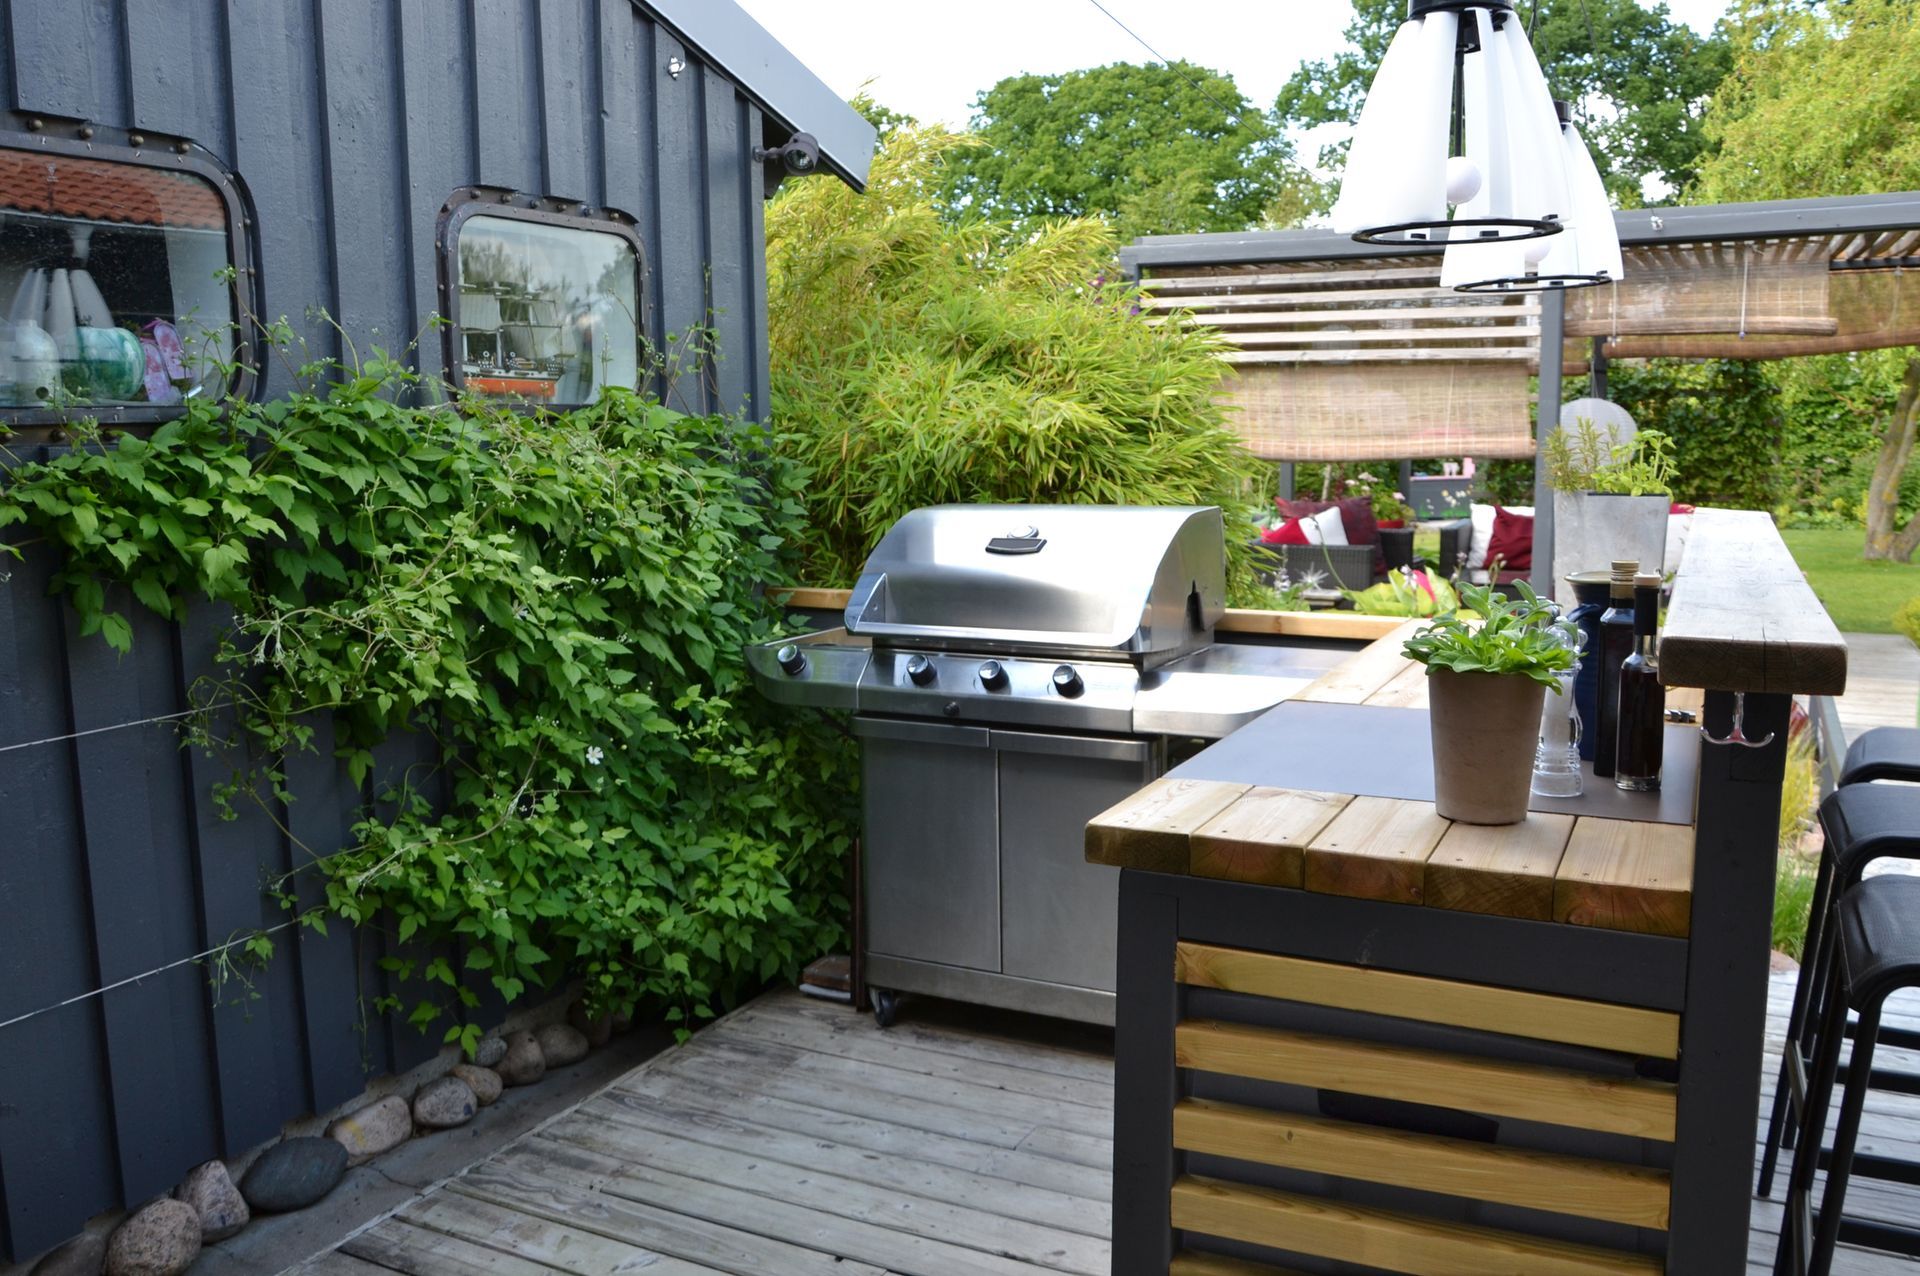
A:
1350;216;1563;246
1453;271;1612;293
1408;0;1516;15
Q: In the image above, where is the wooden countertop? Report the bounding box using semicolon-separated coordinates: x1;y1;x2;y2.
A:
1660;507;1847;695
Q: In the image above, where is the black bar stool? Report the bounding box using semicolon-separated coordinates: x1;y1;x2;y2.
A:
1777;874;1920;1275
1759;781;1920;1197
1839;726;1920;785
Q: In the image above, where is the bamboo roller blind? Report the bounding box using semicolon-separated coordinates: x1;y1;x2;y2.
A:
1144;262;1539;462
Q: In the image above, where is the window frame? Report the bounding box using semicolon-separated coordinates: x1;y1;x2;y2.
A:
434;188;651;409
0;121;259;430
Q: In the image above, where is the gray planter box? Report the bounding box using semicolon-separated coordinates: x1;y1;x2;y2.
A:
1551;491;1669;600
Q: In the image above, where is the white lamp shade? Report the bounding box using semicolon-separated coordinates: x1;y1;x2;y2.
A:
1332;10;1457;237
1562;122;1624;281
1491;17;1573;238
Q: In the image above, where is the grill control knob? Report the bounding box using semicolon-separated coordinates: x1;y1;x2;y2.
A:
775;643;808;676
905;654;937;686
1051;664;1084;698
978;660;1009;690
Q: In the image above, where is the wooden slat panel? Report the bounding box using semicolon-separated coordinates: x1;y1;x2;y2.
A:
1292;621;1422;704
1189;790;1352;886
1661;508;1846;694
654;30;713;414
1170;1176;1664;1276
1218;609;1407;640
1224;348;1540;364
344;1216;568;1275
1303;796;1449;904
1225;326;1541;346
1167;303;1538;326
399;1191;725;1276
1174;1020;1678;1140
1171;1253;1314;1276
1143;266;1443;291
703;73;751;414
1085;779;1251;873
1555;819;1695;939
1426;814;1577;924
1160;285;1521;308
1175;1099;1672;1228
1173;943;1679;1058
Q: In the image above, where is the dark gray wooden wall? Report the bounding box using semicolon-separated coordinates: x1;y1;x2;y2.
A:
0;0;777;1260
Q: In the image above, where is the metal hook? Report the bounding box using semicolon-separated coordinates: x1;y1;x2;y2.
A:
1701;690;1776;749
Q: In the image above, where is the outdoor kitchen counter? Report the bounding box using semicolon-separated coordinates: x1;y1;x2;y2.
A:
1092;507;1848;1276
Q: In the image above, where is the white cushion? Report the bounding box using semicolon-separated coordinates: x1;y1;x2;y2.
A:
1311;505;1349;546
1466;503;1533;570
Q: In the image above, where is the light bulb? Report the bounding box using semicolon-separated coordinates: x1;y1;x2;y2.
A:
1445;156;1483;206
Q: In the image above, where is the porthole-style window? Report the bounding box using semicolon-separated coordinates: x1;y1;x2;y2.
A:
0;129;253;426
437;190;647;407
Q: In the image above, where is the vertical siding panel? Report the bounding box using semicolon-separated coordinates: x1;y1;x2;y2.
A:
746;104;770;422
0;0;20;112
471;0;539;192
601;10;663;389
283;713;369;1112
177;602;311;1153
653;34;708;415
63;594;220;1203
538;0;593;202
399;0;478;363
226;0;339;383
0;544;120;1261
315;0;411;360
123;0;228;146
703;76;747;417
7;0;128;124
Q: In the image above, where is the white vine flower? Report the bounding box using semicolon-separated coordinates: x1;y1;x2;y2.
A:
586;746;605;766
1299;567;1327;590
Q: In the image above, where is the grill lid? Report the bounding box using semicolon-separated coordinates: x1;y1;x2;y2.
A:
844;504;1225;659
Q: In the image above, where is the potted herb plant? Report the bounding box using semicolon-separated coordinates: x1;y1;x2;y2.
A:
1547;419;1675;598
1403;583;1577;825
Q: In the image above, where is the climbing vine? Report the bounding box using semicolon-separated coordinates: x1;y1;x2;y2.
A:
0;350;856;1047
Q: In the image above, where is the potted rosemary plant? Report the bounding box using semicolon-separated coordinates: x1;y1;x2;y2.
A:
1547;419;1674;596
1403;583;1577;825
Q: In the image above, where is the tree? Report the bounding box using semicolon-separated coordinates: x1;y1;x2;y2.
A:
938;61;1326;240
1693;0;1920;559
1277;0;1730;205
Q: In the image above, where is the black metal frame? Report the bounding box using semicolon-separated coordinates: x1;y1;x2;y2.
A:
433;187;652;409
1109;688;1790;1275
0;116;260;432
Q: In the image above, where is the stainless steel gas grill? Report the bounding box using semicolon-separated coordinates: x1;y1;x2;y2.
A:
747;504;1338;1026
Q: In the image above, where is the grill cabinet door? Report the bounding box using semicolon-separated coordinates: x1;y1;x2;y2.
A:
855;717;1001;972
995;732;1159;993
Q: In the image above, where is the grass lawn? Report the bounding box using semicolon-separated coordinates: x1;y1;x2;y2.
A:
1781;526;1920;633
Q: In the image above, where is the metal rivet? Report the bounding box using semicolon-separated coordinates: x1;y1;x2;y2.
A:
77;125;94;139
128;132;144;147
173;141;188;154
26;118;43;131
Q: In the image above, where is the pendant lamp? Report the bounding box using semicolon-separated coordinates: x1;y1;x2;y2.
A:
1332;0;1571;247
1449;101;1625;292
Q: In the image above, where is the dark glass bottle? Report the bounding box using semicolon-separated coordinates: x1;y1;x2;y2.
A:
1564;572;1612;761
1592;559;1638;779
1616;573;1666;791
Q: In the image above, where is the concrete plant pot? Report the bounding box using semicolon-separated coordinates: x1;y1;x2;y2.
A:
1428;667;1547;825
1551;491;1669;602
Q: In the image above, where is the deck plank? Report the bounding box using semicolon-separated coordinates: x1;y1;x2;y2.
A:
291;975;1920;1276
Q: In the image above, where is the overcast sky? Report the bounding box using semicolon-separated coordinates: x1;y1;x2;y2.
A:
734;0;1734;133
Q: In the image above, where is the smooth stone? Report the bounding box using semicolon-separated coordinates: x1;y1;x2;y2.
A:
450;1063;503;1106
412;1076;477;1129
567;1001;614;1048
30;1233;105;1276
536;1022;590;1068
104;1199;201;1276
326;1094;411;1164
172;1160;249;1242
239;1137;348;1213
472;1035;508;1068
497;1030;545;1086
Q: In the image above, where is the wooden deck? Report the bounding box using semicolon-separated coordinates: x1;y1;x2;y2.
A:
1835;632;1920;741
297;981;1920;1276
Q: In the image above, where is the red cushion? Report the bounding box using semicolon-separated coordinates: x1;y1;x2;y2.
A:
1485;506;1534;571
1279;497;1379;565
1670;501;1695;514
1261;517;1313;546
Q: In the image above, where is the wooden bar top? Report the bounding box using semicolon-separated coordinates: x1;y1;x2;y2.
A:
1088;778;1695;938
1660;507;1847;695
